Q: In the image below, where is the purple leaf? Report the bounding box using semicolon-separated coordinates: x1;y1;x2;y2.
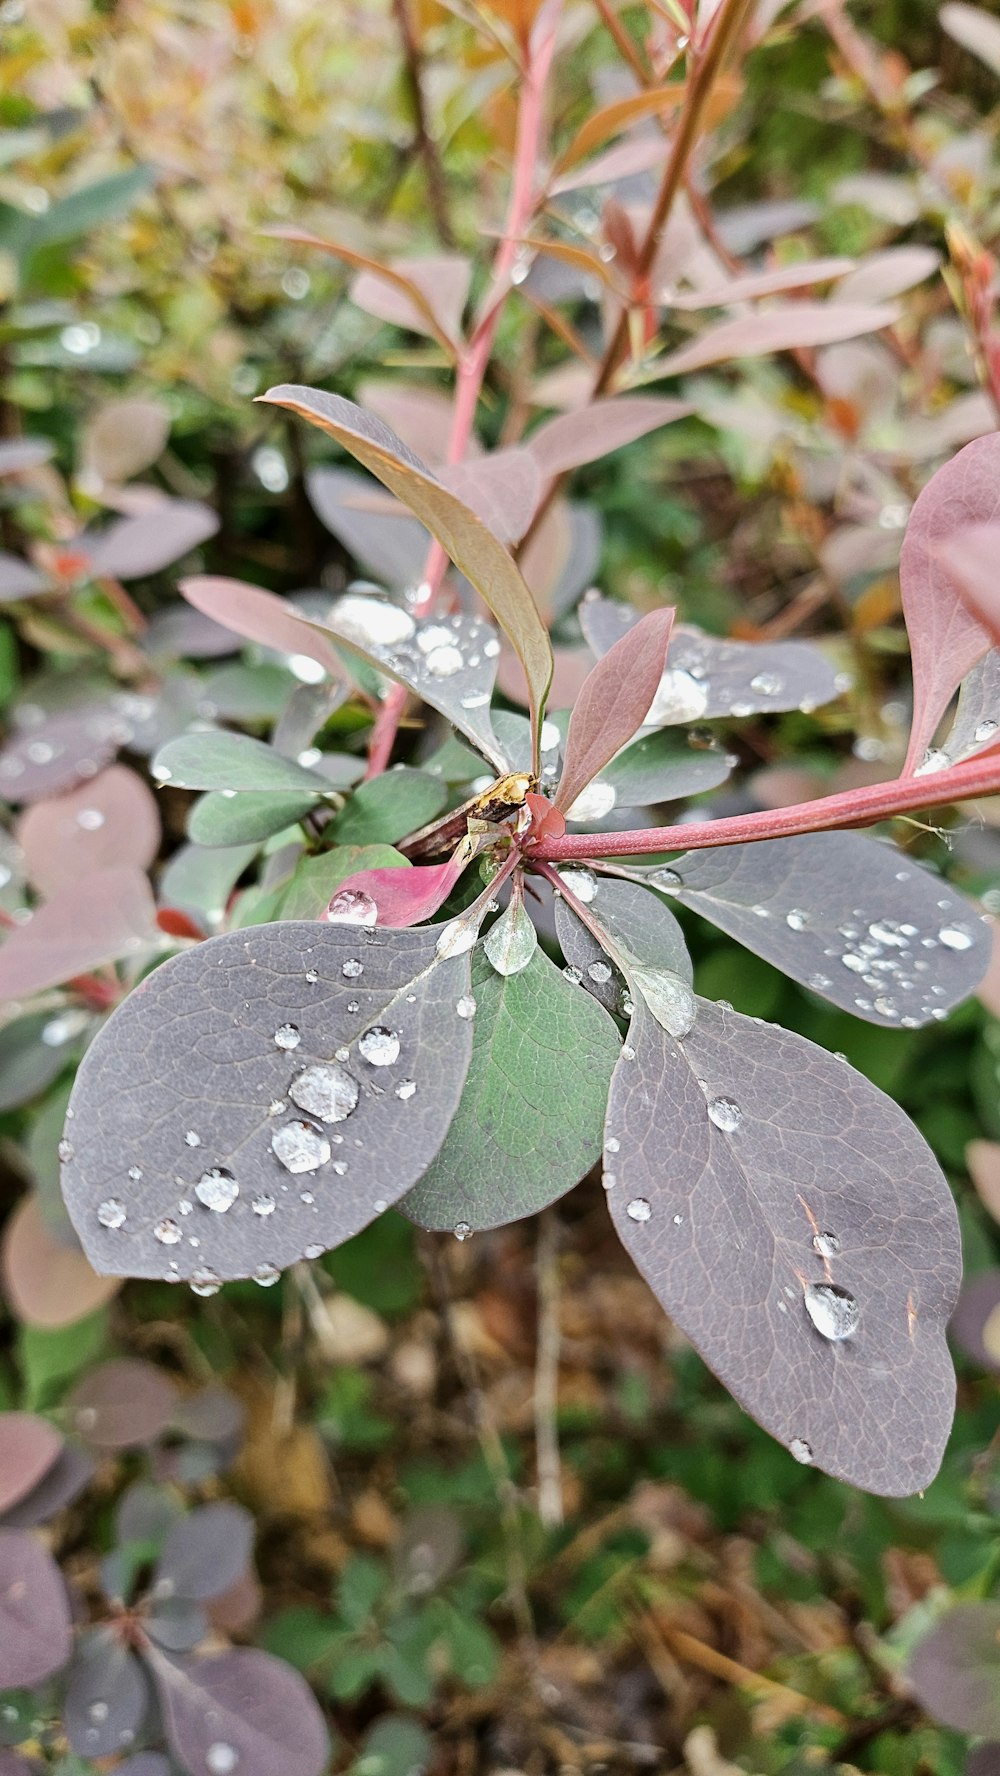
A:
579;595;840;719
322;850;471;929
526;396;691;476
350;254;471;345
949;1270;1000;1371
170;1386;245;1446
144;604;242;661
670;257;855;309
0;1529;73;1687
934;522;1000;647
899;435;1000;774
1;1442;95;1529
83;500;218;580
64;1628;149;1759
554;873;692;1023
909;1603;1000;1736
1;1196;121;1330
831;245;940;306
0;552;46;600
155;1501;254;1602
148;1644;329;1776
306;465;429;589
555;609;674;815
0;866;158;1002
16;766;161;899
0;702;129;802
0;1754;35;1776
66;1359;180;1449
116;1756;172;1776
654;301;899;377
60;921;475;1283
606;996;960;1493
661;831;989;1026
115;1481;184;1550
439;449;540;543
179;576;345;680
0;1414;62;1517
147;1597;210;1652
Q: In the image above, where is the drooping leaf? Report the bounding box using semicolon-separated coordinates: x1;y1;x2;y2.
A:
155;1501;255;1602
258;388;553;749
606;996;960;1493
0;866;158;1002
148;1644;329;1776
0;1413;62;1516
654;301;899;378
831;245;940;306
61;922;475;1282
16;766;161;898
403;945;620;1232
526;395;692;476
1;1196;121;1330
82;501;219;580
909;1604;1000;1736
0;1529;73;1687
899;435;1000;773
556;84;687;169
660;831;989;1026
153;732;330;796
64;1629;149;1760
579;596;840;719
328;769;446;845
179;576;345;680
65;1359;179;1448
187;790;321;847
555;609;674;814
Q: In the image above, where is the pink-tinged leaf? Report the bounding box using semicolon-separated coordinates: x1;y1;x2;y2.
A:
527;396;691;477
266;224;460;356
439;449;540;543
668;257;856;310
934;523;1000;646
1;1443;94;1529
909;1603;1000;1736
0;699;142;805
0;865;158;1003
350;254;471;346
950;1270;1000;1371
81;397;171;486
831;245;940;306
1;1196;121;1330
941;1;1000;74
149;1645;329;1776
555;608;675;814
899;434;1000;774
607;996;961;1494
0;438;53;477
16;766;161;899
654;302;900;378
357;379;479;461
967;1138;1000;1224
549;133;665;195
179;576;344;679
0;1530;73;1687
323;848;470;929
66;1359;180;1448
306;464;428;589
0;1413;62;1516
0;1751;35;1776
83;501;218;580
0;551;47;600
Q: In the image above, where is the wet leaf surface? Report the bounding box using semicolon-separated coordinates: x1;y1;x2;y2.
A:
64;1628;149;1759
154;732;330;795
149;1644;329;1776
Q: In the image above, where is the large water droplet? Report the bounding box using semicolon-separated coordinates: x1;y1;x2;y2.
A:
707;1096;742;1132
455;995;477;1020
812;1230;840;1258
58;1137;74;1163
289;1061;359;1122
566;780;616;823
333;593;415;649
325;888;378;927
750;671;783;696
358;1025;400;1067
454;1221;471;1241
785;908;808;931
626;1197;651;1222
272;1119;331;1173
252;1193;275;1216
273;1023;300;1051
425;643;464;678
97;1198;126;1229
76;807;105;831
416;624;456;654
647;667;709;726
154;1218;182;1245
252;1264;281;1288
789;1437;813;1464
803;1281;860;1341
938;925;973;951
205;1743;239;1775
342;958;364;979
195;1168;239;1213
587;960;612;984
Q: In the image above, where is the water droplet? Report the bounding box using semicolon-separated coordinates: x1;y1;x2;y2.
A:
289;1061;359;1122
358;1025;400;1066
206;1742;239;1775
333;593;416;649
456;995;477;1019
304;968;319;984
272;1120;331;1173
975;719;999;743
558;866;598;904
785;909;808;931
454;1221;472;1241
588;960;612;984
274;1023;300;1051
154;1218;182;1245
425;644;464;678
184;1130;202;1147
76;807;105;831
750;672;783;696
416;624;455;654
650;867;682;891
88;1700;109;1723
252;1193;275;1216
342;957;364;978
803;1281;860;1341
606;1136;620;1154
707;1096;742;1132
395;1079;417;1100
789;1437;813;1465
127;1164;143;1182
938;925;972;951
252;1264;281;1287
190;1266;221;1297
914;747;950;776
326;888;378;927
539;719;561;753
195;1168;239;1212
647;667;709;725
58;1137;74;1163
812;1230;840;1258
566;780;616;823
98;1198;126;1229
626;1197;651;1223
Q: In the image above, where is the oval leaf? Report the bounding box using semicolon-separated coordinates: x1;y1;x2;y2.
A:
909;1603;1000;1736
180;576;345;680
0;866;158;1003
65;1359;180;1449
149;1644;329;1776
555;608;674;813
16;766;161;899
154;732;327;796
0;1413;62;1517
2;1196;121;1330
0;1529;72;1687
85;500;218;580
64;1629;148;1759
156;1501;254;1602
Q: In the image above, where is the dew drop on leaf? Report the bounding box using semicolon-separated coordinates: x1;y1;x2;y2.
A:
97;1198;126;1229
588;961;612;984
789;1437;813;1464
154;1218;182;1245
626;1197;651;1223
342;958;364;978
707;1096;742;1132
253;1264;281;1287
647;667;709;725
425;644;464;678
455;995;477;1020
184;1131;201;1147
566;780;616;823
205;1742;239;1774
76;808;105;830
288;1061;359;1123
558;866;598;904
453;1221;471;1241
358;1026;400;1066
938;925;973;951
325;889;378;927
334;593;416;649
194;1168;239;1212
58;1137;74;1163
252;1193;275;1217
803;1281;860;1341
273;1024;300;1051
395;1079;417;1100
812;1230;840;1257
271;1119;332;1173
190;1268;221;1297
750;672;783;696
785;909;808;931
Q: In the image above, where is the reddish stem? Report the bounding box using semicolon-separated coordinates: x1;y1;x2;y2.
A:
532;751;1000;862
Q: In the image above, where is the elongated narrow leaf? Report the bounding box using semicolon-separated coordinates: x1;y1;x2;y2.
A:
555;609;674;814
670;257;855;309
61;922;475;1282
153;732;328;795
909;1604;1000;1736
16;766;161;898
258;388;553;748
606;997;960;1493
662;831;990;1026
941;2;1000;74
149;1645;329;1776
0;1413;62;1516
0;866;158;1002
403;946;620;1232
654;302;899;378
579;596;840;718
0;1529;72;1687
900;435;1000;774
557;84;686;169
526;396;691;476
188;790;320;847
64;1630;149;1759
316;591;507;769
323;850;472;929
180;576;345;679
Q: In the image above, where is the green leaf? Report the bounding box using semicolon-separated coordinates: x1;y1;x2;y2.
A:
261;845;409;922
31;167;153;248
19;1309;108;1408
260;1606;342;1674
338;1554;388;1629
187;789;321;846
329;770;446;846
403;946;621;1231
326;1644;384;1702
347;1716;432;1776
155;731;328;794
259;387;553;752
